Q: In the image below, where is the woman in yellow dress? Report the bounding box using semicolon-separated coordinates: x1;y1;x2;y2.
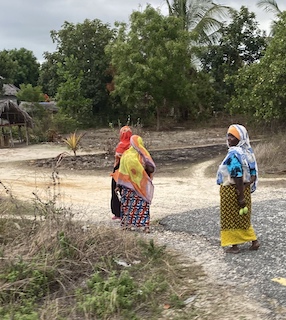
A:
216;124;260;253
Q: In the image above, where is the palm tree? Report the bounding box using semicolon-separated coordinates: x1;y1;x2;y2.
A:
165;0;231;44
256;0;281;14
256;0;282;35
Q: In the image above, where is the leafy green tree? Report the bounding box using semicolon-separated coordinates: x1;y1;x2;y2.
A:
8;48;40;87
56;57;92;126
38;52;63;98
228;11;286;122
50;19;114;125
107;6;193;129
0;50;18;82
198;6;267;112
16;84;44;102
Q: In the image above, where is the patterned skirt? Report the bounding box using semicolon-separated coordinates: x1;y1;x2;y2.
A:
120;186;150;228
220;185;257;247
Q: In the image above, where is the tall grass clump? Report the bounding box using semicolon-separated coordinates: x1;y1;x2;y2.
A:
0;181;204;319
254;132;286;175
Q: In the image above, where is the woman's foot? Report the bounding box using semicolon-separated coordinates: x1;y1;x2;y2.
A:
112;216;121;220
225;245;240;254
249;240;260;250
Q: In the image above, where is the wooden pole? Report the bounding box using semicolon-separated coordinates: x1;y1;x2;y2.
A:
25;122;29;145
9;125;14;147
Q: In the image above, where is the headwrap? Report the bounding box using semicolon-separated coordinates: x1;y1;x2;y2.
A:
227;125;240;141
117;135;156;203
217;124;258;192
115;126;132;155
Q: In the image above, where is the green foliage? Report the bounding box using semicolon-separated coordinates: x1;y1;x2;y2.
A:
0;306;38;320
0;259;54;300
50;19;114;125
228;11;286;121
16;84;44;102
56;63;93;125
0;48;40;87
50;112;79;133
198;6;267;112
107;6;193;129
58;231;75;258
77;270;138;318
139;239;166;260
0;50;18;82
166;0;231;43
38;51;63;98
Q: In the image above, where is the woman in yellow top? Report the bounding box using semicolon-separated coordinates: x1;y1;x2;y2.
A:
216;124;260;253
115;135;156;233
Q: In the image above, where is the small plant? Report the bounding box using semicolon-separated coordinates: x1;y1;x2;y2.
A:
62;131;86;156
139;239;166;260
76;270;138;318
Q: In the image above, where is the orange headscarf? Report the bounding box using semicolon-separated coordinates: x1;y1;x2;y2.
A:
117;135;156;203
227;125;240;141
116;126;132;154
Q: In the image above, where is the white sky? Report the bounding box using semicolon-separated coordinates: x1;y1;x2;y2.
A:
1;0;285;63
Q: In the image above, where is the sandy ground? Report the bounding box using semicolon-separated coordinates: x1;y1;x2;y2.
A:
1;140;286;319
0;144;220;222
0;142;283;223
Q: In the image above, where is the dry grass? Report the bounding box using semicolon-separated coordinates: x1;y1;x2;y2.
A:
0;190;204;319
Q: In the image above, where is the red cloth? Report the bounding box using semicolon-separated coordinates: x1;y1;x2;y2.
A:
115;126;132;154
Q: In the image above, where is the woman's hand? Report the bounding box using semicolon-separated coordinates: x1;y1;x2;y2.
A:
145;164;155;177
238;197;246;208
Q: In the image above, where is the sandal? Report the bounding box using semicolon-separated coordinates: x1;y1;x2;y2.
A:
225;246;240;254
249;240;260;251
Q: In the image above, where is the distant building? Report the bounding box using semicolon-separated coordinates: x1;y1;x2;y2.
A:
0;75;19;104
0;76;33;147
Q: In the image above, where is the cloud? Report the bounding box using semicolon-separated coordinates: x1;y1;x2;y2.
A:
1;0;285;63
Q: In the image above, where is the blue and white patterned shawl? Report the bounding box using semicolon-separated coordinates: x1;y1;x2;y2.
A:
216;124;258;193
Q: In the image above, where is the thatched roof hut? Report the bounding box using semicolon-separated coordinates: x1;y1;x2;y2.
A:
0;99;34;147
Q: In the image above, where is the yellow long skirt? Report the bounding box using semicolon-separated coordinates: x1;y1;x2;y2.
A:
220;185;257;247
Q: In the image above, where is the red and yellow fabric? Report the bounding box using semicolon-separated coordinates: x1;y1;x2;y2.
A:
117;135;155;203
114;126;132;167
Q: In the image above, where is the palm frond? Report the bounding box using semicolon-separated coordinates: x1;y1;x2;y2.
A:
256;0;281;14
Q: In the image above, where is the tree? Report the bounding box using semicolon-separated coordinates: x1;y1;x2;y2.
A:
16;84;44;102
107;6;193;129
50;19;114;125
38;52;63;98
0;50;18;82
257;0;282;35
166;0;231;44
228;11;286;122
198;6;267;112
56;57;92;126
8;48;40;87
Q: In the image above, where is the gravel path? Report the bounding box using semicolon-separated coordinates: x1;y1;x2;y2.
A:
158;190;286;319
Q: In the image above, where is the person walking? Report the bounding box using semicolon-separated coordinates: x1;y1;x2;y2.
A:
216;124;260;253
110;125;132;220
115;135;155;232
